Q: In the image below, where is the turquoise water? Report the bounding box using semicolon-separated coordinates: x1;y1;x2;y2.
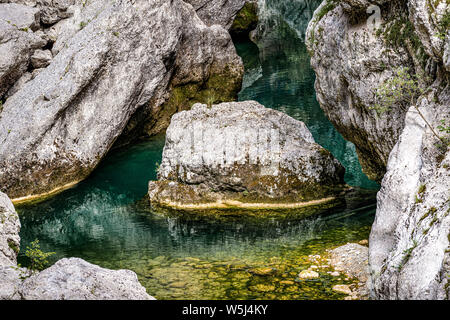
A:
16;1;379;300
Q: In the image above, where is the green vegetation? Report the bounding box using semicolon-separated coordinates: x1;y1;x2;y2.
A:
315;1;337;22
415;195;423;204
7;239;19;254
376;16;429;69
418;184;426;195
397;240;418;271
79;21;87;30
24;239;55;273
435;10;450;39
372;67;444;144
230;1;258;38
419;207;437;222
437;120;450;134
307;0;337;55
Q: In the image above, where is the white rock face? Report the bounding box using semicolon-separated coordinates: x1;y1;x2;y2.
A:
0;192;20;267
306;0;411;182
0;266;23;300
306;0;450;299
149;101;345;206
369;95;450;300
20;258;155;300
0;0;243;200
409;0;448;62
183;0;247;29
0;3;40;30
0;18;46;97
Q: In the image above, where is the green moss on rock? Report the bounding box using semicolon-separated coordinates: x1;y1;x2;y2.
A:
230;1;259;39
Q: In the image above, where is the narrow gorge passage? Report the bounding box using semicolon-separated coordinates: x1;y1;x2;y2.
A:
15;1;380;300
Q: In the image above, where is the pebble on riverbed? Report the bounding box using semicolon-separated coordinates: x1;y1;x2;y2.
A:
332;284;352;295
297;269;320;280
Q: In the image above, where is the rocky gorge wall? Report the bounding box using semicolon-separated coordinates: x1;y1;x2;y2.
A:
0;0;248;202
306;0;449;299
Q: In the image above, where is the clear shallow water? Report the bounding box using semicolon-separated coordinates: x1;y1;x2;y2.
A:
16;1;379;300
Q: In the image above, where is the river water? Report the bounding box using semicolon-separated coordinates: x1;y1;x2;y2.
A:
16;1;379;300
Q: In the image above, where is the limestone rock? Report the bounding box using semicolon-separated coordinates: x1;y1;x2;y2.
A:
408;0;449;62
37;0;75;25
183;0;247;29
4;71;32;99
0;192;21;267
0;266;23;300
0;14;46;98
444;31;450;72
306;0;411;182
329;243;369;283
305;0;449;300
30;49;52;68
0;0;243;200
229;0;258;39
0;3;40;31
332;284;352;295
19;257;155;300
149;101;345;211
369;87;450;300
298;269;319;279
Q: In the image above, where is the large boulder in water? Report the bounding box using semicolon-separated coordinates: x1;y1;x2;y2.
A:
148;101;346;216
0;0;243;201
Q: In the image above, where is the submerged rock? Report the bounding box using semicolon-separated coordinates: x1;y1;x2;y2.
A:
148;101;346;215
298;269;319;280
20;258;155;300
0;0;243;201
329;243;369;283
332;284;352;295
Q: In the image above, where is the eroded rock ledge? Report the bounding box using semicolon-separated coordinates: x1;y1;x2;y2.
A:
0;191;154;300
148;101;346;217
